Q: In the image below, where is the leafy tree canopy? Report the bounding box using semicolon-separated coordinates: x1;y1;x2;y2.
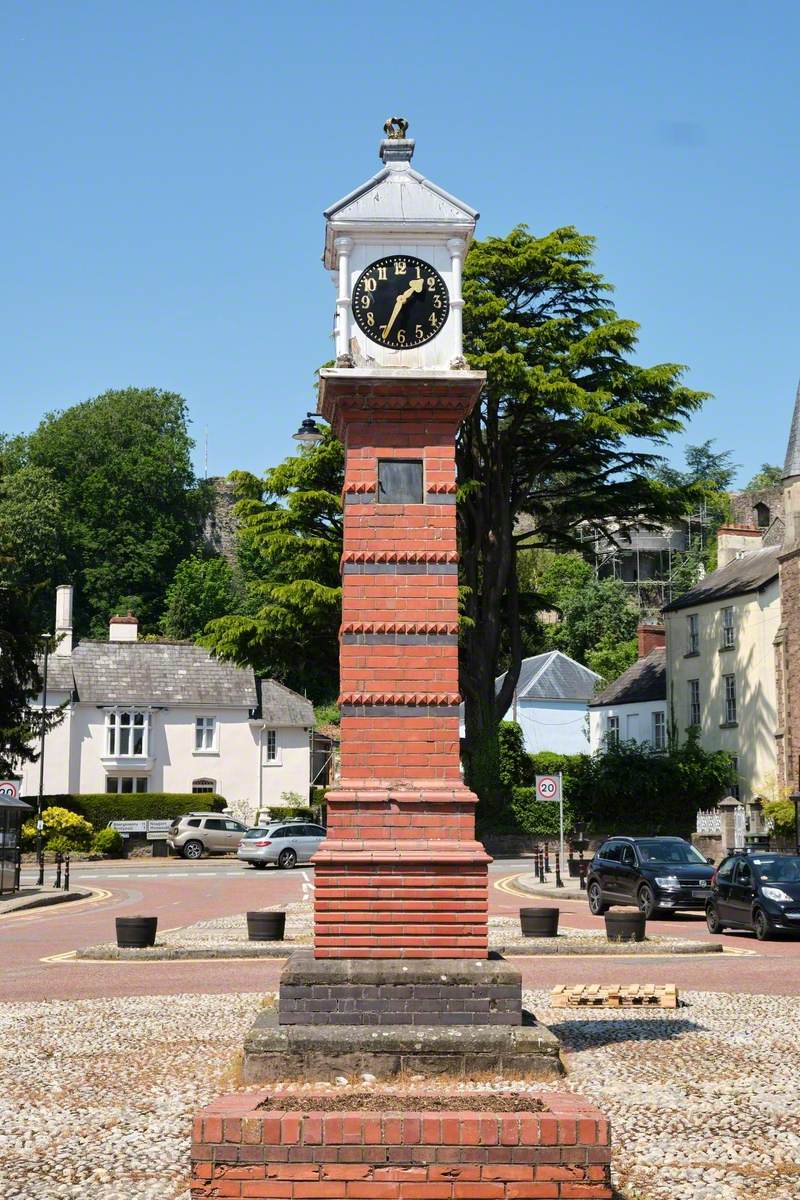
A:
653;439;738;492
161;553;237;640
20;388;209;637
203;429;343;703
457;225;707;804
744;463;783;491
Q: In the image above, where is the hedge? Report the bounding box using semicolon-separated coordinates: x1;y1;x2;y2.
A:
36;793;226;831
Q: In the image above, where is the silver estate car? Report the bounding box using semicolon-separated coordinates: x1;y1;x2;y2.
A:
237;821;327;870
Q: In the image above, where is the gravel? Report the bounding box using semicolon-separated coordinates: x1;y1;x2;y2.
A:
1;988;797;1200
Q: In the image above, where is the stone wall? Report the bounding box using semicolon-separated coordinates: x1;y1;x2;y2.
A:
203;476;239;564
776;545;800;791
729;485;784;531
191;1092;612;1199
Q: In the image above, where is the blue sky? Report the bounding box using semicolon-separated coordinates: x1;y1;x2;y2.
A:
2;0;798;486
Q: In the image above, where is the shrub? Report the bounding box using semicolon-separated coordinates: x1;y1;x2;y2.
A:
266;805;315;821
39;806;94;850
510;787;574;838
20;820;37;852
36;793;226;831
764;797;797;842
91;827;124;856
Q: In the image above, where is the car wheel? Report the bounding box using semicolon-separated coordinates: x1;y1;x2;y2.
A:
278;848;297;870
638;884;657;919
182;840;203;860
587;882;608;916
706;903;725;934
753;908;774;941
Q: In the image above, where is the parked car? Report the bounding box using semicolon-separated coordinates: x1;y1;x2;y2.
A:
167;812;249;859
587;836;715;918
706;852;800;940
237;820;327;870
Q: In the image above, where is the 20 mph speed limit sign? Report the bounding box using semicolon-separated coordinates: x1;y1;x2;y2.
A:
535;775;561;802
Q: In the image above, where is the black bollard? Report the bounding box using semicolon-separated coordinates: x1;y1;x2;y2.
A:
63;855;70;892
544;841;551;875
578;859;588;891
538;845;546;884
53;851;62;890
555;858;564;888
37;850;44;888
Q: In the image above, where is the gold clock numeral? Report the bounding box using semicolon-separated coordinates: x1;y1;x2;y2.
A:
364;277;377;293
361;294;370;308
428;313;438;326
415;324;424;340
433;296;442;309
377;266;387;281
415;264;423;279
396;329;406;345
394;260;407;276
427;276;435;289
367;311;375;326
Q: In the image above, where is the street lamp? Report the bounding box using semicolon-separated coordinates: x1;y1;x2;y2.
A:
292;414;325;446
35;633;52;887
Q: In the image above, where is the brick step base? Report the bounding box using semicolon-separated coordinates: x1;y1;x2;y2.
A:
191;1092;611;1199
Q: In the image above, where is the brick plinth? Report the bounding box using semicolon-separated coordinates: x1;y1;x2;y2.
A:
190;1092;612;1199
314;369;488;959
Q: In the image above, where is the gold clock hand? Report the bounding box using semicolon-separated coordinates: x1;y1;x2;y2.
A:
381;280;422;341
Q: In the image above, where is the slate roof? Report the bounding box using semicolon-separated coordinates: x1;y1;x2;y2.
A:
499;651;601;703
783;377;800;479
589;648;667;709
39;641;313;725
661;546;780;613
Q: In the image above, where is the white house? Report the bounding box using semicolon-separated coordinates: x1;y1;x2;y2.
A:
20;586;314;823
459;651;600;755
588;625;668;754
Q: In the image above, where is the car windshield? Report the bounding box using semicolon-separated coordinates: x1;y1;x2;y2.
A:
751;856;800;882
636;841;707;865
243;828;269;839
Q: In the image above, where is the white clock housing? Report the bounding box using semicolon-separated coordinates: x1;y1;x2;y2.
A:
323;130;479;370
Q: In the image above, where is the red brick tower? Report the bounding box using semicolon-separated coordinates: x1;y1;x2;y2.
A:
313;369;488;958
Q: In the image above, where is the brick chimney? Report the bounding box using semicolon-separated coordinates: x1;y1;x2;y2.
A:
54;584;74;657
109;612;138;642
637;621;666;658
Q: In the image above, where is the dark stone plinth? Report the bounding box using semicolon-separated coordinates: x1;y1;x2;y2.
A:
243;1007;562;1082
277;950;522;1026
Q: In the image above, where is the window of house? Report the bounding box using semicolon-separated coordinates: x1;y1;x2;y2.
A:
106;710;149;757
721;607;735;649
377;459;423;504
688;679;701;728
192;778;216;794
105;776;148;793
194;716;216;752
652;710;667;751
723;674;737;724
265;729;278;762
687;614;699;655
729;755;740;799
625;713;639;741
754;502;770;529
606;715;620;746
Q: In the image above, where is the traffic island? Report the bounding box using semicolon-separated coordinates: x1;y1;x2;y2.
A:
190;1091;612;1200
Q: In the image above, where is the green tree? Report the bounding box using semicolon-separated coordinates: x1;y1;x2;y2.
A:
457;226;706;806
654;440;736;572
162;553;237;640
549;577;639;665
203;429;343;702
22;388;210;636
744;464;782;491
0;462;65;771
585;634;638;685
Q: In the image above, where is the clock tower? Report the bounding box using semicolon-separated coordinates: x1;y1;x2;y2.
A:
311;120;491;962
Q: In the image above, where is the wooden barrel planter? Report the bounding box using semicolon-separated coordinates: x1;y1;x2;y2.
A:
115;916;158;948
604;911;646;942
247;910;286;942
519;907;560;937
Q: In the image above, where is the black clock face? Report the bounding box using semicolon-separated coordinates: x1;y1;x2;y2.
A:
352;255;449;350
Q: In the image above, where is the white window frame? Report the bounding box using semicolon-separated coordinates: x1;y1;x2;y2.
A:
721;606;735;649
105;776;148;793
192;777;217;794
689;679;701;728
194;716;218;754
723;674;737;724
652;710;667;751
264;728;280;765
687;614;699;655
625;713;639;742
105;709;150;759
606;715;620;747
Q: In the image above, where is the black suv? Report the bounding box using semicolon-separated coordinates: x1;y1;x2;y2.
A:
587;836;715;918
706;851;800;940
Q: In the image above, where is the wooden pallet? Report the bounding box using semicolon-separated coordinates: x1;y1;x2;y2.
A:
549;983;678;1009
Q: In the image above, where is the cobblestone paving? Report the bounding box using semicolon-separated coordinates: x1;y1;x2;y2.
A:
1;989;797;1200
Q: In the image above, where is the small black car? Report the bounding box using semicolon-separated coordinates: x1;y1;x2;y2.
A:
587;836;715;918
706;852;800;940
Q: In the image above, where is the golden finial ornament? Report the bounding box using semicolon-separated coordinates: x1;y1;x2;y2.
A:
383;116;409;140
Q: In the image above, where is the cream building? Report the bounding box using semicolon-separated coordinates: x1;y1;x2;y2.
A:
19;586;314;822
